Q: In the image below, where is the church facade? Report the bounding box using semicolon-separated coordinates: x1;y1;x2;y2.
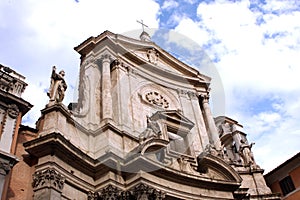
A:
3;30;280;200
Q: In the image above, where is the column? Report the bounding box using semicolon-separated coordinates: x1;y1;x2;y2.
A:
101;54;113;120
200;94;221;150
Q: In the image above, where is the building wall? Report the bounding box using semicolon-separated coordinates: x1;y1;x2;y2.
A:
284;166;300;200
265;153;300;200
7;127;38;200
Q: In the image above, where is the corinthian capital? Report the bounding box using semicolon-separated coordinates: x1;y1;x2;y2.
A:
200;94;210;104
32;168;65;191
131;183;165;200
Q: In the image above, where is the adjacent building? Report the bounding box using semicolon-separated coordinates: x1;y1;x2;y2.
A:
0;64;32;199
265;152;300;200
3;30;281;200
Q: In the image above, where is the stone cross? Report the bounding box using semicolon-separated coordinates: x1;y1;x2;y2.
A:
136;20;148;32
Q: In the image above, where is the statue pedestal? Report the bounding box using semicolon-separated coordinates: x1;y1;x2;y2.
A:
37;103;71;137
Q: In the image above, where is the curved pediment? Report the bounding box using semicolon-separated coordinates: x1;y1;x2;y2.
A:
197;153;242;183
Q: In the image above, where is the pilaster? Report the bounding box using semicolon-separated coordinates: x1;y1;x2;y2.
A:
100;53;114;120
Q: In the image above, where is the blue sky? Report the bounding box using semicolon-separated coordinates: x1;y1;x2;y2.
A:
0;0;299;173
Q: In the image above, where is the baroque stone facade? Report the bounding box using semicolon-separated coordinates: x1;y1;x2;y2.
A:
6;31;280;200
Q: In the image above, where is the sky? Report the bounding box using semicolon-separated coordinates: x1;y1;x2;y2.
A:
0;0;299;174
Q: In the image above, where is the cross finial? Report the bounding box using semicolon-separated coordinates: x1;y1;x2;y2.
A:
137;19;148;32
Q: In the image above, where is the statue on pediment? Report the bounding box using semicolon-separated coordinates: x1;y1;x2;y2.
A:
47;66;67;103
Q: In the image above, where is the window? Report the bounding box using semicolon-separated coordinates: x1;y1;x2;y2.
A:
279;175;295;196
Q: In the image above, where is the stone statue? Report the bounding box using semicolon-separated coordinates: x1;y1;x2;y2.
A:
146;115;161;135
139;116;161;142
239;139;257;167
47;66;67;103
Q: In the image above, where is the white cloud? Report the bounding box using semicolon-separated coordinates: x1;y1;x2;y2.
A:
0;0;159;127
172;0;300;172
161;0;179;10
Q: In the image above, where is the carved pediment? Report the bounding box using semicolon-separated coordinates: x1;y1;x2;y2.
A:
197;153;242;182
151;110;195;131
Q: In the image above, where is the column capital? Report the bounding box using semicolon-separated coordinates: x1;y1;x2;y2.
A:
99;52;115;64
130;183;165;200
32;168;65;192
200;94;210;103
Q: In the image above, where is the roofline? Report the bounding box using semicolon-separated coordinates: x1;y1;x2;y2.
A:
74;30;211;83
264;152;300;178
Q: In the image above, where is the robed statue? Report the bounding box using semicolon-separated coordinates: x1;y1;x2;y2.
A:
47;66;67;103
239;139;258;168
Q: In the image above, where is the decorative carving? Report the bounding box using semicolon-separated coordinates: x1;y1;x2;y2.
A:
218;122;232;137
187;91;197;100
7;104;19;119
98;184;121;200
87;191;98;200
32;168;65;191
145;91;169;108
83;56;95;66
200;94;210;104
177;156;197;174
0;160;12;175
140;116;162;142
100;54;112;63
131;183;165;200
147;48;159;65
111;58;120;68
177;89;188;97
47;66;67;103
204;143;223;158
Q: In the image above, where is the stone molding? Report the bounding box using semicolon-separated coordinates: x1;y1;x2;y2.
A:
32;168;65;192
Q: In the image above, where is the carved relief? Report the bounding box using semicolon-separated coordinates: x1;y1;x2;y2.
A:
82;56;96;66
131;183;165;200
7;104;19;119
145;91;169;109
0;160;13;175
87;191;98;200
147;48;159;65
98;185;121;200
187;91;198;100
32;168;65;191
178;89;197;99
